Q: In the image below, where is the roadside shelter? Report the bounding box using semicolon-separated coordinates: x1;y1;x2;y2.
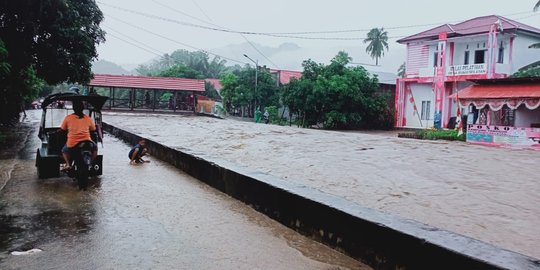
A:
456;77;540;148
88;74;205;112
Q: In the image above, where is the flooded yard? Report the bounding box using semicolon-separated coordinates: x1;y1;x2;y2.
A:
105;112;540;259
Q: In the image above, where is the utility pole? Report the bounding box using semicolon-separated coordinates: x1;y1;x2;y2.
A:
244;54;258;111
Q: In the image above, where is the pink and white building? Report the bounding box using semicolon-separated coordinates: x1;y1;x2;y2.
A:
395;15;540;129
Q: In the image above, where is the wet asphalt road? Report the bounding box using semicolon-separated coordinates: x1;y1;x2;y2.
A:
0;116;368;270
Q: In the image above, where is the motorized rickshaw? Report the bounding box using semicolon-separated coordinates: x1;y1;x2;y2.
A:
35;92;108;189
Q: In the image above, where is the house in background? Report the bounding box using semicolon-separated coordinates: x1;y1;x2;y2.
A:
363;69;397;109
395;15;540;129
269;69;303;86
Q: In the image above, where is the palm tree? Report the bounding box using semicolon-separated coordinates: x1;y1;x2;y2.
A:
397;62;406;78
364;28;389;66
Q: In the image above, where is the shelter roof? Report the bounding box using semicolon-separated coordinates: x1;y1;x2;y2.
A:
89;74;205;92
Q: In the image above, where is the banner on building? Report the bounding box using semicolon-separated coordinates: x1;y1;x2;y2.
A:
448;64;487;76
467;125;540;148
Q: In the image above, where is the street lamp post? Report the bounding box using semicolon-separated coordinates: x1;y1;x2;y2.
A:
243;54;258;111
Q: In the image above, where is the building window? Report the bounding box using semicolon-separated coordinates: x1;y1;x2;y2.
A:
433;52;438;67
498;47;504;64
464;51;470;65
421;101;431;120
474;50;486;64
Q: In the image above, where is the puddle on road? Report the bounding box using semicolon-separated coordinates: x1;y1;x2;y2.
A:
0;111;371;270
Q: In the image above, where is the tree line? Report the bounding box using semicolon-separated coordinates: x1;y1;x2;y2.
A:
220;51;394;130
141;49;394;129
0;0;104;125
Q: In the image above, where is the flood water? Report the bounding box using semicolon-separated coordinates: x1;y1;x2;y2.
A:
104;112;540;259
0;111;369;270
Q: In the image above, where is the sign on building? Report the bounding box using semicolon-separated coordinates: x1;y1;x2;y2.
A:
467;125;540;148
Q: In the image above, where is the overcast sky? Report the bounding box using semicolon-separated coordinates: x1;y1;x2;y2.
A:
96;0;540;71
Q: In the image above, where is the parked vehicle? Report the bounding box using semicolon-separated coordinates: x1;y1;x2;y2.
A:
35;92;108;189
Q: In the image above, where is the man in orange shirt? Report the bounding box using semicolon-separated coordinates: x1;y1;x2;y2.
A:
60;100;97;170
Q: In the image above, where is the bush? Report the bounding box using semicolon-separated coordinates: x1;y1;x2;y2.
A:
266;106;279;124
398;129;466;142
323;111;347;129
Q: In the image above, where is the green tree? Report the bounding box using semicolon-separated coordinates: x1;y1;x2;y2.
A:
220;66;279;117
204;81;221;100
512;61;540;78
364;28;389;66
281;51;393;129
158;65;204;79
0;39;9;77
157;64;220;100
136;49;228;78
0;0;105;124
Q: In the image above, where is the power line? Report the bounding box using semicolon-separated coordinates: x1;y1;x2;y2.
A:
105;32;163;57
151;0;212;26
98;2;537;40
151;0;280;69
191;0;213;23
97;1;367;40
103;25;166;55
259;11;536;35
105;14;247;65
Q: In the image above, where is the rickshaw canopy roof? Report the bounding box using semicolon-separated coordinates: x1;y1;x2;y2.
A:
42;93;109;110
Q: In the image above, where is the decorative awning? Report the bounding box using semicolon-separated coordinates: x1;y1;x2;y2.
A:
454;83;540;111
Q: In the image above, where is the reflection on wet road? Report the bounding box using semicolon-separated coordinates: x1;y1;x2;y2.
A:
0;115;368;270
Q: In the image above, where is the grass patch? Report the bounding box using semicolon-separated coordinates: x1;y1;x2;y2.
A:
398;129;466;142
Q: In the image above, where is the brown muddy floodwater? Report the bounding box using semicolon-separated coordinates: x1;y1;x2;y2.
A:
105;112;540;259
0;111;369;270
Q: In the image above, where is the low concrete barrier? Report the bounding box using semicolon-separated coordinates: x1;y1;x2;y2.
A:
103;122;540;270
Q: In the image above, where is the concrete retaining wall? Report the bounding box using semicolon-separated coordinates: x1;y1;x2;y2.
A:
103;122;540;270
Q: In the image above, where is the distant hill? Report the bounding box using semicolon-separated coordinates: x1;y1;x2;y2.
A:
96;42;405;77
92;60;132;75
211;42;405;73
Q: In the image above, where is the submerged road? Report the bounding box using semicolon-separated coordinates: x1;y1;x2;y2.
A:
0;114;368;270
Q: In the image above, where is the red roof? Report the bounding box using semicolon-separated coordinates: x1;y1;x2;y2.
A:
205;78;223;92
456;83;540;99
89;74;205;92
270;69;303;84
399;15;540;43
